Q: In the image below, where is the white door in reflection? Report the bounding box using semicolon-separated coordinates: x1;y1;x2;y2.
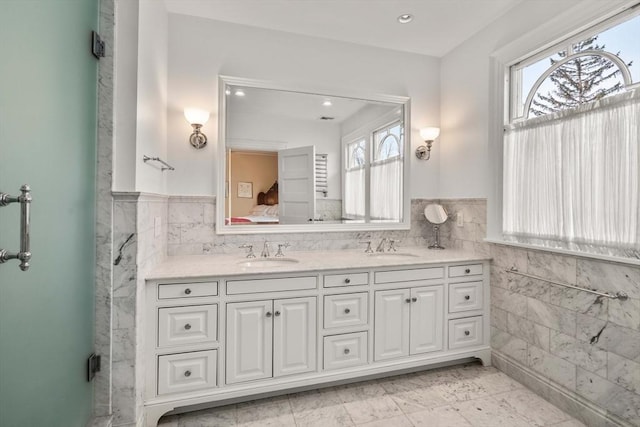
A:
278;145;316;224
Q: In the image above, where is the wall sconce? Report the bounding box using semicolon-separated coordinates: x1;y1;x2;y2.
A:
184;108;210;149
415;127;440;160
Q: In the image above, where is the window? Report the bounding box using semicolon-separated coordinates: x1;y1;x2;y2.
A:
342;119;404;221
504;9;640;259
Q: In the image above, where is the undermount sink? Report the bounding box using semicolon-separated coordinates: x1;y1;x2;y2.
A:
367;252;420;259
237;258;300;268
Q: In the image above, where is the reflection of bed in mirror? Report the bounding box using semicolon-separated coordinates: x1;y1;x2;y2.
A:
226;182;279;225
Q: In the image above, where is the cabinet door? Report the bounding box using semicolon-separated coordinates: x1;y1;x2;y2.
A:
226;300;273;384
273;297;316;377
410;286;444;355
374;289;410;361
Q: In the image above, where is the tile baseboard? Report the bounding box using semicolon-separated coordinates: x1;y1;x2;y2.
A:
492;351;633;427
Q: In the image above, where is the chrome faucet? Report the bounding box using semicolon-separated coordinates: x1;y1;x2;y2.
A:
239;244;256;258
275;242;290;257
388;239;399;252
375;238;388;252
261;241;270;258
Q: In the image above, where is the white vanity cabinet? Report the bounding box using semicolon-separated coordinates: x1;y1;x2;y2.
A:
226;296;316;384
374;285;444;361
144;257;490;427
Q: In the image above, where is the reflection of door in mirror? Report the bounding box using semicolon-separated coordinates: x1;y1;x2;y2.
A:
279;146;316;224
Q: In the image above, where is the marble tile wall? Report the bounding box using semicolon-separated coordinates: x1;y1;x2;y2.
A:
166;196;445;256
111;193;168;427
94;0;115;419
440;199;640;426
315;198;342;221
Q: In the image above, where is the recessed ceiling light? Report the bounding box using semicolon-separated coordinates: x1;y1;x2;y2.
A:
225;88;231;95
397;14;413;24
323;99;332;107
234;89;245;97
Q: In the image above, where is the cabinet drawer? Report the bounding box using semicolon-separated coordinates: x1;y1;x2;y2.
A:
158;282;218;299
158;305;218;348
324;272;368;288
448;317;483;350
158;350;217;395
374;267;444;284
449;264;483;278
227;276;317;295
449;282;483;313
324;293;368;329
324;332;367;371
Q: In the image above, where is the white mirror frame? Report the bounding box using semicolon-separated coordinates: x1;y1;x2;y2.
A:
216;75;411;235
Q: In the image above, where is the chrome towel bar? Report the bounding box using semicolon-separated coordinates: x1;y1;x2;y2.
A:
505;267;628;300
143;155;175;171
0;184;32;271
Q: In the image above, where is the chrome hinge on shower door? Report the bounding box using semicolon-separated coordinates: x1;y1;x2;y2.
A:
0;184;32;271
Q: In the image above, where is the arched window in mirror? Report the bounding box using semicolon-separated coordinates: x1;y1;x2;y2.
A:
374;122;402;161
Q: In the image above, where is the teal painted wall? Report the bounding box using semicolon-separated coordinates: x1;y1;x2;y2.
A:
0;1;98;426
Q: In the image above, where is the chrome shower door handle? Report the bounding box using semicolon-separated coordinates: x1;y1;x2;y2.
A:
0;184;32;271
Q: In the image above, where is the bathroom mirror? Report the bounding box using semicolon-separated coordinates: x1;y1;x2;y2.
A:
424;204;448;225
217;76;411;234
424;203;448;249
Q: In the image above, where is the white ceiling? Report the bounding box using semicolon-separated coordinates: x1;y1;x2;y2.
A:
164;0;525;57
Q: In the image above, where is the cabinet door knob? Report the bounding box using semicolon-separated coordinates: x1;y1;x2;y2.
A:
274;311;281;317
184;288;192;295
405;298;411;303
344;308;351;314
184;370;191;377
344;278;351;284
411;297;417;302
344;348;350;355
464;295;470;300
184;323;192;330
464;330;470;336
266;311;272;317
464;268;471;274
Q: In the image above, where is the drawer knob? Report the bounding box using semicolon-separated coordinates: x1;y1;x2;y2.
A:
184;323;192;330
184;370;192;377
411;297;417;302
464;330;470;336
464;295;471;300
184;288;192;295
465;268;471;274
344;308;351;314
344;278;351;284
274;311;281;317
344;348;350;355
405;298;411;303
266;311;272;317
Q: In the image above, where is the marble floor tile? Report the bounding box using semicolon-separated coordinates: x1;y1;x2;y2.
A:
357;414;413;427
407;405;474;427
157;364;586;427
342;395;403;424
471;371;525;395
550;420;587;427
292;403;355;427
453;395;533;427
493;388;571;426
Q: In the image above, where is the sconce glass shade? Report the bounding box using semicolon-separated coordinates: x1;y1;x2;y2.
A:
184;109;210;149
184;108;210;126
420;127;440;141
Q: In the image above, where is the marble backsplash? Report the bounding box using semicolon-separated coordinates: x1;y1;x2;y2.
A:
166;196;450;256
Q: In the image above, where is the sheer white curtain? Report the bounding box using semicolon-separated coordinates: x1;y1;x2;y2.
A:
503;90;640;257
344;167;365;218
370;158;402;220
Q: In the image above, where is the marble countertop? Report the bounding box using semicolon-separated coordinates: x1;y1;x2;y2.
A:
147;247;491;281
